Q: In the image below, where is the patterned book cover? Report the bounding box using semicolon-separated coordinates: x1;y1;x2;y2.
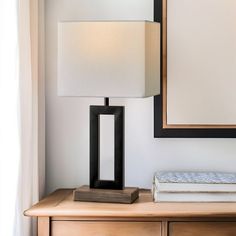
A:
154;171;236;184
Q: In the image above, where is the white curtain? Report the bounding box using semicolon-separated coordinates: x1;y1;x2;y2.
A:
0;1;20;235
0;0;45;235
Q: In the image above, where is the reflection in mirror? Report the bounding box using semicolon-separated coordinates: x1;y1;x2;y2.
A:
99;115;115;181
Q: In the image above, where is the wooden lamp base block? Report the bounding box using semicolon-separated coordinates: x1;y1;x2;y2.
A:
73;185;139;204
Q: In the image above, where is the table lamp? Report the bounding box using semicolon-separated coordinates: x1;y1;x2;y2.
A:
58;21;160;203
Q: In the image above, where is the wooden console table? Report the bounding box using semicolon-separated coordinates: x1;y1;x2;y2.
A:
25;189;236;236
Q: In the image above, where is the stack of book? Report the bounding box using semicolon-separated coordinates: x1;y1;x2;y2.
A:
153;171;236;202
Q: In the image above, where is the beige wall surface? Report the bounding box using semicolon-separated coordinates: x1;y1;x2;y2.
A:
45;0;236;193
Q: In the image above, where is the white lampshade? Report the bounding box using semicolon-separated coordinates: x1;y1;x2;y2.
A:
58;21;160;98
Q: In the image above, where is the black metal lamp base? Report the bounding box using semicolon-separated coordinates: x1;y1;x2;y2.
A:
90;99;124;190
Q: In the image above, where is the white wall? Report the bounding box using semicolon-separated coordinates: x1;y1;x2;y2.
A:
45;0;236;193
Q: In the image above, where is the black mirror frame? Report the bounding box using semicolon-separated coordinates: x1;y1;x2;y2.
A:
153;0;236;138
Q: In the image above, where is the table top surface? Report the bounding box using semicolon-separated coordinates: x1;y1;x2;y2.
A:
24;189;236;218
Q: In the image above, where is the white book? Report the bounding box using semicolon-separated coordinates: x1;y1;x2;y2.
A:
153;192;236;202
154;171;236;193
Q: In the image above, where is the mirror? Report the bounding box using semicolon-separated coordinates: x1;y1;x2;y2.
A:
154;0;236;138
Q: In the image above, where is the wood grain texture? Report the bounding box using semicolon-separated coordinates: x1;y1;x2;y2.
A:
73;185;139;203
24;189;72;217
162;221;168;236
162;0;168;128
25;189;236;218
38;217;50;236
51;221;161;236
169;222;236;236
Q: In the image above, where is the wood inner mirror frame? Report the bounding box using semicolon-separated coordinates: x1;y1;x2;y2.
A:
154;0;236;138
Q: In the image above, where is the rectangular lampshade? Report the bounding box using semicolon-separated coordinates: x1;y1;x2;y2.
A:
58;21;160;98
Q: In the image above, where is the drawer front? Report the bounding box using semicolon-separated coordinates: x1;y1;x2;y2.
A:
169;222;236;236
52;221;161;236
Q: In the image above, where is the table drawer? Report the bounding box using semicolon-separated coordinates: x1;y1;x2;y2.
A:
169;222;236;236
52;221;161;236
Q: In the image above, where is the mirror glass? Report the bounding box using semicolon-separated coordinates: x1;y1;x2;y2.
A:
166;0;236;126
